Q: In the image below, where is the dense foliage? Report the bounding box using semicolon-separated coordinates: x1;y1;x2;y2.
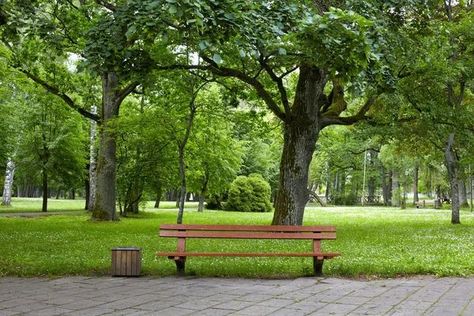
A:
226;174;273;213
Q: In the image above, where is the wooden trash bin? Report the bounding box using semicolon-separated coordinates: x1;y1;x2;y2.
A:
111;247;141;277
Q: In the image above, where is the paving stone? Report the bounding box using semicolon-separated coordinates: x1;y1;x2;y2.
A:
334;295;371;305
308;303;358;315
461;300;474;316
21;306;75;316
151;306;194;316
0;276;472;316
236;293;275;302
257;298;295;308
192;308;234;316
213;300;255;310
269;307;308;316
229;304;283;315
66;306;115;316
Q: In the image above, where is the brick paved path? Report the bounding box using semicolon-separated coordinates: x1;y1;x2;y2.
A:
0;276;472;315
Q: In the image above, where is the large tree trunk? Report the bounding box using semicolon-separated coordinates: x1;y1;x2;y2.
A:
444;133;460;224
92;73;120;220
42;167;48;212
1;158;15;206
272;66;326;225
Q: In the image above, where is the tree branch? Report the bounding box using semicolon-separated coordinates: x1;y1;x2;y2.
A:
157;60;287;121
117;81;140;105
95;0;116;12
259;55;290;114
19;69;100;122
320;96;376;129
200;56;287;121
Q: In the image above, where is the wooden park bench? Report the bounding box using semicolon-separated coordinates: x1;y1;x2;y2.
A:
156;224;340;276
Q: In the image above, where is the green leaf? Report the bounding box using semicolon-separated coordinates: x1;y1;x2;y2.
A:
212;53;222;64
168;4;177;14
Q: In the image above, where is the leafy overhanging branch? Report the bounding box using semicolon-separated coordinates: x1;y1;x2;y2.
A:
156;58;287;121
18;68;100;122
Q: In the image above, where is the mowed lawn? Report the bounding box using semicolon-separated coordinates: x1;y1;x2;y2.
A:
0;198;473;278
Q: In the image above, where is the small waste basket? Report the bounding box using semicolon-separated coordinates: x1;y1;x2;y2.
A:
111;247;141;277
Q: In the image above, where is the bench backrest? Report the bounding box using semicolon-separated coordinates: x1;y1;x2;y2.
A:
159;224;336;239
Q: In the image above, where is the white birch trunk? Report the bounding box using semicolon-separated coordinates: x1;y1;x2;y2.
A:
2;158;15;206
88;105;98;211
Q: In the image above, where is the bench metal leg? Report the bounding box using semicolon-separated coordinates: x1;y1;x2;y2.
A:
313;257;324;276
174;257;186;276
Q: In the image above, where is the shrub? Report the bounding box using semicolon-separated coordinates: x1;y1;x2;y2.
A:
225;174;273;212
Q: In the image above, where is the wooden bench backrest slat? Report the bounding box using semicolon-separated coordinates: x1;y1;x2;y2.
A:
159;224;336;233
160;231;336;240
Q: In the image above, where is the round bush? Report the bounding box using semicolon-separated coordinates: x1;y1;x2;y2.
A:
225;174;273;212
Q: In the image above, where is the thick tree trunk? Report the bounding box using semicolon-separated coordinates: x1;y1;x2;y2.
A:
272;121;319;225
272;66;326;225
92;73;120;220
444;133;460;224
413;165;419;205
1;158;15;206
42;167;48;212
88;105;98;211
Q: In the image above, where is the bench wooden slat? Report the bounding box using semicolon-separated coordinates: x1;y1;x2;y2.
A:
156;251;341;258
160;231;336;240
159;224;336;232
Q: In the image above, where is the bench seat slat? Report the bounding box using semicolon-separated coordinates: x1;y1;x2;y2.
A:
160;231;336;240
157;251;340;258
160;224;336;232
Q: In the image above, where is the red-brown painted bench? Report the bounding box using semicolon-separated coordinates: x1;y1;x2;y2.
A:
156;224;340;276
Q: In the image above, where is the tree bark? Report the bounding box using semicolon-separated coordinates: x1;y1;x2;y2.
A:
176;96;197;224
42;167;48;212
197;173;209;212
92;72;120;220
154;183;162;208
413;165;419;205
272;66;326;225
459;179;468;208
392;170;400;207
381;168;392;206
88;105;98;211
444;133;460;224
1;158;15;206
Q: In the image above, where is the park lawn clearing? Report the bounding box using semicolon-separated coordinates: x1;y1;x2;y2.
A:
0;198;86;214
0;202;473;278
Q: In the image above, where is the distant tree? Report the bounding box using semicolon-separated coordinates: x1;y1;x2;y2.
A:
15;89;86;212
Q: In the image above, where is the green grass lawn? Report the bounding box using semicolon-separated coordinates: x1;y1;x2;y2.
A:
0;198;473;278
0;198;86;213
